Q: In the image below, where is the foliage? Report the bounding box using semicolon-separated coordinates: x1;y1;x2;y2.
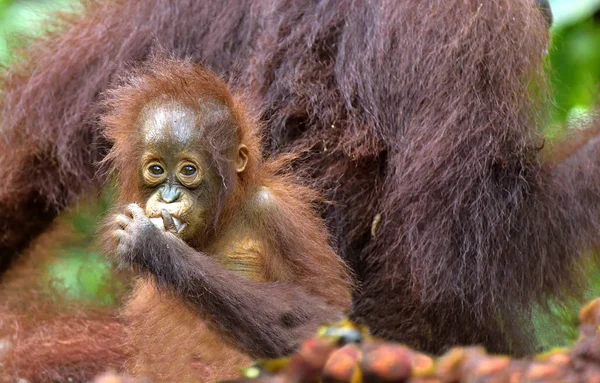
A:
43;189;118;306
548;2;600;127
0;0;74;64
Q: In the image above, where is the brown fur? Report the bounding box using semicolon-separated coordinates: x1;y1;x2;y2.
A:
99;58;351;381
0;311;128;383
0;203;130;382
0;0;599;378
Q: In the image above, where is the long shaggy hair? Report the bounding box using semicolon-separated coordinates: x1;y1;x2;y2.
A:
0;0;599;373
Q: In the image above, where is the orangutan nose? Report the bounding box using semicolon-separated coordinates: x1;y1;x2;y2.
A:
160;185;182;203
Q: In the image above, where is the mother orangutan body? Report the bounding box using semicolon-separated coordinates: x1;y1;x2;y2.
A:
2;1;600;381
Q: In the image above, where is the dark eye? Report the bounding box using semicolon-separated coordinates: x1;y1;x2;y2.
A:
148;164;164;176
181;165;197;176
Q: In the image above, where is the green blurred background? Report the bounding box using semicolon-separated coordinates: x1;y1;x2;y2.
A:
1;0;600;352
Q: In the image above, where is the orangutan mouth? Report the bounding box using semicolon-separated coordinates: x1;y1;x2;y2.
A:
149;215;187;234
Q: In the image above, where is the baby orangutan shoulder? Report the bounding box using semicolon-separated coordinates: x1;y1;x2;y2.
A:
101;57;352;382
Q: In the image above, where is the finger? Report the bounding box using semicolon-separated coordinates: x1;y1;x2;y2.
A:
124;204;135;218
114;229;131;256
125;203;145;219
116;239;130;259
161;209;177;233
115;214;130;230
113;229;127;240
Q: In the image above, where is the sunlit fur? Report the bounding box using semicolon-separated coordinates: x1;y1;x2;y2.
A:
1;1;600;380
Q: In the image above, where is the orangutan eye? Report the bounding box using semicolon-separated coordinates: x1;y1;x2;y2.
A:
148;164;164;176
181;165;197;176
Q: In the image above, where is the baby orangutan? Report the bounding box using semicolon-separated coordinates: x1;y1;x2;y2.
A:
101;58;351;382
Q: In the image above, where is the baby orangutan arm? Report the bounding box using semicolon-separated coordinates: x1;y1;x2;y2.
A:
113;203;345;358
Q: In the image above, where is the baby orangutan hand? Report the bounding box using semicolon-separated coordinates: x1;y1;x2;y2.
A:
113;203;164;265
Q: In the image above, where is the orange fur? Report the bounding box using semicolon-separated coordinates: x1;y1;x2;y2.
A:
100;57;352;381
124;280;253;381
0;198;131;382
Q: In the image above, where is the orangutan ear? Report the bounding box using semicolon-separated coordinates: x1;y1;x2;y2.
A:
236;144;249;173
